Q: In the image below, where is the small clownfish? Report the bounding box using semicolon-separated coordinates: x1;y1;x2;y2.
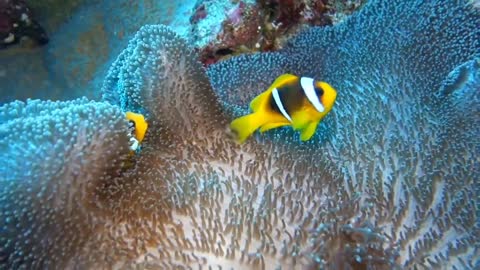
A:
230;73;337;143
126;111;148;152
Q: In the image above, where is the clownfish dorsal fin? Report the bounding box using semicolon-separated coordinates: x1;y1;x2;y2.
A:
249;91;269;112
250;74;298;112
271;73;298;87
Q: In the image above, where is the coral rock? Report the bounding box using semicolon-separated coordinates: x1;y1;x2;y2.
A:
0;0;48;48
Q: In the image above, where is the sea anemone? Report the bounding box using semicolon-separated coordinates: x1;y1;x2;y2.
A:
0;98;130;267
0;0;478;269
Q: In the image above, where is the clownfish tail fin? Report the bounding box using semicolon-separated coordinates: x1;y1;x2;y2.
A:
230;113;267;143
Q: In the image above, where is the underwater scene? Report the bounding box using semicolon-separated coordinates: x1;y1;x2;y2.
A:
0;0;479;269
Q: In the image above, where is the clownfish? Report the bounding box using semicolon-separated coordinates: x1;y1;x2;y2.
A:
230;74;337;143
126;111;148;152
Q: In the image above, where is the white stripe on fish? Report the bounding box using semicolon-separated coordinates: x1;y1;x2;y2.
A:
300;77;325;113
272;87;292;122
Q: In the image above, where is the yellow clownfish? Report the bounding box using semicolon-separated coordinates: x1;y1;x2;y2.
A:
126;111;148;152
230;73;337;143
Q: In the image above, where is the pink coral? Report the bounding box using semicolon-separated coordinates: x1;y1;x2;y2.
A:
227;1;246;26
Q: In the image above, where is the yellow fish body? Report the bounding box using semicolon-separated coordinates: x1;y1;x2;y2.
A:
126;111;148;152
230;74;337;143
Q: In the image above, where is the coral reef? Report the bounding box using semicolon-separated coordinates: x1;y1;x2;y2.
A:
0;0;479;269
0;0;48;48
193;0;366;66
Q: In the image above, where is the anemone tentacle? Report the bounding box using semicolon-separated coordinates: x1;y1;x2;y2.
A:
0;0;478;269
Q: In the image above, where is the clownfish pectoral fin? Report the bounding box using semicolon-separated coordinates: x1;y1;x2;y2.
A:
291;110;312;131
300;121;319;141
259;122;290;133
230;113;268;143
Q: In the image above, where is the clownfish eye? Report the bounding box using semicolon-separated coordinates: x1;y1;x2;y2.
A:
314;86;324;97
